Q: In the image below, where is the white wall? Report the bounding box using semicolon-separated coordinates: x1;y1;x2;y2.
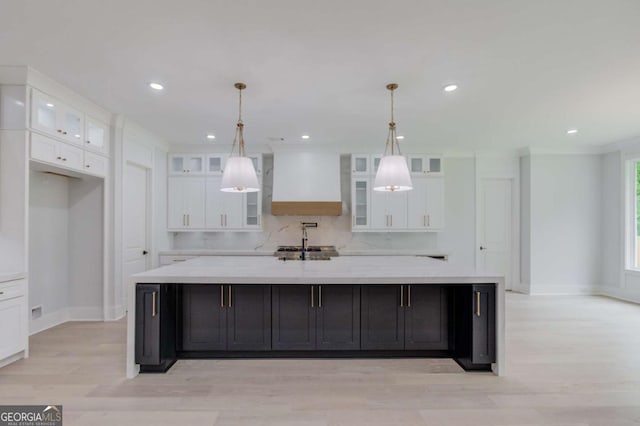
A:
29;171;69;322
173;156;478;270
526;154;603;294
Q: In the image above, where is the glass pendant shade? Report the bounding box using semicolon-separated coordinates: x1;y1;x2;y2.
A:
373;155;412;192
220;82;260;193
373;83;412;192
220;157;259;192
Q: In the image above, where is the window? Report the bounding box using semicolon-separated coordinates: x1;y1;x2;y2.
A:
626;159;640;269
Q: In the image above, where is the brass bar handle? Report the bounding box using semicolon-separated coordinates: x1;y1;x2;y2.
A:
391;215;393;227
187;214;190;227
152;291;157;317
427;214;430;227
319;285;322;308
400;285;404;307
220;285;224;308
221;214;223;226
408;285;411;307
423;215;426;227
476;291;481;317
311;285;314;308
228;285;232;308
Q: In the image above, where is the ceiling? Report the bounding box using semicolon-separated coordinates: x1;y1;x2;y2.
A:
1;0;639;153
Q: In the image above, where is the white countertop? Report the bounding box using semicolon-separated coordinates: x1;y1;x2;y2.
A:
133;256;501;285
159;250;449;257
0;272;26;283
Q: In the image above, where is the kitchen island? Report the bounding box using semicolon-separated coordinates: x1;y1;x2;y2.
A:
126;256;505;377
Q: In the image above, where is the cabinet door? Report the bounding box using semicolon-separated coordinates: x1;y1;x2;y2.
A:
387;191;408;229
181;285;227;351
57;142;84;171
361;285;404;350
31;89;58;135
168;178;187;229
85;117;110;155
84;151;109;177
407;178;428;229
409;156;427;175
244;190;262;228
135;284;161;365
224;191;244;229
405;285;448;350
184;177;206;228
272;285;316;350
352;179;370;229
370;187;389;229
59;104;84;145
425;178;444;230
170;154;204;175
351;154;370;175
227;285;271;351
31;133;59;164
206;155;226;175
0;296;26;360
205;177;225;229
472;285;496;364
316;285;360;350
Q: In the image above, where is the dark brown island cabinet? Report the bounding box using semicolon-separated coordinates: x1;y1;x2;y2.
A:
134;284;176;372
135;283;496;373
272;284;360;351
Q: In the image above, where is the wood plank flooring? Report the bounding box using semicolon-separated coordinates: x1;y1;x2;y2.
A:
1;293;639;425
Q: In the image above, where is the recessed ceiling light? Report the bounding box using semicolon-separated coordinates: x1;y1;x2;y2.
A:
46;103;54;108
443;84;458;92
149;82;164;91
206;134;216;140
567;128;578;134
301;135;310;140
396;135;405;140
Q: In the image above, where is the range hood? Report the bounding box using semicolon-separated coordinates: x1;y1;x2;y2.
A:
271;152;342;216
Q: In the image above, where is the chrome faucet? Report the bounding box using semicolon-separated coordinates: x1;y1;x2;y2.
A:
301;222;318;260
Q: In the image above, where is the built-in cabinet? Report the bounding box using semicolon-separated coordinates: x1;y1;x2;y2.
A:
135;284;177;372
272;285;360;351
360;284;448;350
167;154;262;231
180;284;271;351
137;283;496;372
0;278;27;364
351;154;444;232
29;88;111;178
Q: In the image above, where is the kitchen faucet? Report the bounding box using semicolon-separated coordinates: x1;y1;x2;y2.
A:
301;222;318;260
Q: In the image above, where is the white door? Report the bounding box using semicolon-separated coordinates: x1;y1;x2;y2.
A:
478;178;512;289
123;163;150;302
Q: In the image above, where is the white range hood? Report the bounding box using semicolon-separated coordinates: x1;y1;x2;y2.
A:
271;152;342;216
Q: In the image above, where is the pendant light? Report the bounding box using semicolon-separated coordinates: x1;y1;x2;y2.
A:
220;82;260;193
373;83;412;192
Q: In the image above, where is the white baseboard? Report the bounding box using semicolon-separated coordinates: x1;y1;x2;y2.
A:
0;351;25;368
30;306;104;335
595;287;640;304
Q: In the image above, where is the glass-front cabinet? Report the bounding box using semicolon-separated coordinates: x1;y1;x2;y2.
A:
169;154;205;175
408;155;443;175
244;190;261;228
31;89;84;145
85;117;110;155
352;178;370;229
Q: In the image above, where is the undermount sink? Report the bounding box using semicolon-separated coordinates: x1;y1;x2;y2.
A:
275;245;338;261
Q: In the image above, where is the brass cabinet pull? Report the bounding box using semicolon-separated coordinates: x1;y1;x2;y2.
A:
423;215;426;227
220;285;224;308
311;285;314;308
319;285;322;308
390;215;393;227
228;285;232;308
427;214;430;227
408;285;411;307
220;214;223;226
151;291;157;317
476;291;481;316
187;214;190;226
400;285;404;307
225;214;228;227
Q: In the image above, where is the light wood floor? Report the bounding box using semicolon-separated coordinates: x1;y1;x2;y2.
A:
1;293;639;425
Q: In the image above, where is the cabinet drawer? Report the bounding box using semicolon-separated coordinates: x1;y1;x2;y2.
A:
0;281;25;302
84;151;109;177
30;132;84;172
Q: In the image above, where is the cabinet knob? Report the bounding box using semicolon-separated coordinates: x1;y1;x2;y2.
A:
86;165;90;168
62;158;67;161
62;131;67;135
480;246;486;250
57;156;62;160
86;140;91;144
57;129;62;133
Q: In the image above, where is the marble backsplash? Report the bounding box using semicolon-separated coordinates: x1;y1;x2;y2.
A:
172;154;441;253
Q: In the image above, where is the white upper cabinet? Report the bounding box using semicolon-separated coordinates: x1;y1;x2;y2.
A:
408;155;443;175
244;190;262;228
31;89;84;145
351;153;444;232
169;154;205;175
85;117;110;155
206;154;226;175
30;132;84;172
168;177;206;229
205;176;244;229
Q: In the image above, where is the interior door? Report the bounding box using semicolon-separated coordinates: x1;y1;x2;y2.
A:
124;162;150;306
478;178;512;289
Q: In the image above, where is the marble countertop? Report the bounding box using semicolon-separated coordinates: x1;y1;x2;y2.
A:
159;249;449;257
133;256;501;285
0;272;26;283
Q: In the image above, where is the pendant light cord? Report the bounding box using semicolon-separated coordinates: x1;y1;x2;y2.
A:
384;84;401;157
230;84;246;158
